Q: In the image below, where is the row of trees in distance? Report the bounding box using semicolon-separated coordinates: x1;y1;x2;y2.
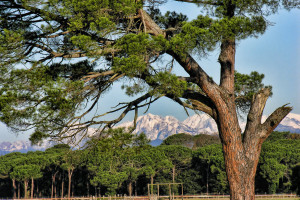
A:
0;130;299;198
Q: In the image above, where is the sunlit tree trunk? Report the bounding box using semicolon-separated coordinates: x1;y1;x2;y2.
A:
172;166;175;183
51;172;58;199
67;169;73;199
24;180;29;199
31;178;34;199
12;179;17;199
128;181;132;197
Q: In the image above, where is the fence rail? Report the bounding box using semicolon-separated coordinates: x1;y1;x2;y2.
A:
1;194;299;200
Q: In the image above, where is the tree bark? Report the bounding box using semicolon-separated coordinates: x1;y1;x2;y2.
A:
218;40;235;94
135;181;137;196
86;181;90;197
214;88;292;200
31;178;34;199
54;180;57;198
12;179;17;199
68;169;73;199
24;180;28;199
150;175;154;195
51;172;57;199
61;174;64;198
18;182;20;199
172;167;175;183
128;181;132;197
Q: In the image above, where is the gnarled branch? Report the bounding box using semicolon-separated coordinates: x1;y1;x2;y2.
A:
260;105;292;139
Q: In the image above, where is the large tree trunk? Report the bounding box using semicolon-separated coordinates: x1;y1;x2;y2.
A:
215;85;291;200
219;124;258;200
213;36;291;199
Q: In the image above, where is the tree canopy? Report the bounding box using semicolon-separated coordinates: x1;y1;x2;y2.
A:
0;0;297;143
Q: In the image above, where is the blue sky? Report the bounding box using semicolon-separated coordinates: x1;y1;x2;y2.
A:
0;1;299;142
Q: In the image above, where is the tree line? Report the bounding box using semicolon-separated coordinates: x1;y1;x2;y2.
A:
0;130;299;198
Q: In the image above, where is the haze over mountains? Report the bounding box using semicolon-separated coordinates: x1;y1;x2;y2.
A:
1;113;300;154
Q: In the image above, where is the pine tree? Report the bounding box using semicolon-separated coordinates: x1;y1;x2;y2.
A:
1;0;299;199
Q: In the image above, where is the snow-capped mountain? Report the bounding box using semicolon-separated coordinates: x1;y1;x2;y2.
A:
1;113;299;154
118;113;300;141
118;113;218;141
275;113;300;133
183;114;218;133
0;140;51;155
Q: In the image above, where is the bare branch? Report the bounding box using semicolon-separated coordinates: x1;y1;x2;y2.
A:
44;31;71;39
130;107;139;132
168;50;219;98
184;90;216;118
82;70;115;82
58;92;159;142
168;96;191;116
138;9;165;36
243;88;271;137
242;88;271;149
260;105;292;139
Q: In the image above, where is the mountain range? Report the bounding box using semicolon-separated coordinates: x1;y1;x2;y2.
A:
1;113;300;154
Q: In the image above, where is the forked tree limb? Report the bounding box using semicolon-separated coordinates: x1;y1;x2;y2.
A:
243;87;271;145
260;105;292;139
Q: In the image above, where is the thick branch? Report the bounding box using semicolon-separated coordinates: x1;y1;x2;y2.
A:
82;70;115;82
243;88;271;146
260;105;292;139
57;93;156;143
177;76;197;83
182;90;216;118
135;11;220;118
21;3;65;23
167;50;219;99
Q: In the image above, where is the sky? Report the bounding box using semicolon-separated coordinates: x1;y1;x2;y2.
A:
0;1;299;142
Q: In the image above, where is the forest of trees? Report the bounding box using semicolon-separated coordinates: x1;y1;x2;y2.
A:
0;130;299;198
